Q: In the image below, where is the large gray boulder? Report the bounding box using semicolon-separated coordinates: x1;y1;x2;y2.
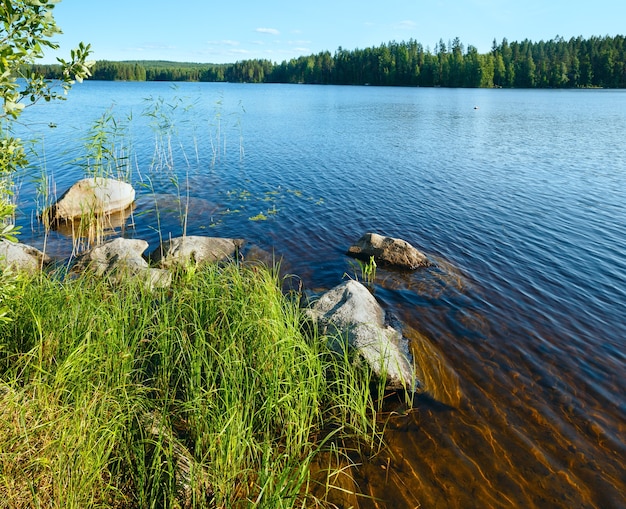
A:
348;232;430;269
306;280;417;391
0;240;51;274
149;235;244;268
72;238;170;289
48;177;135;221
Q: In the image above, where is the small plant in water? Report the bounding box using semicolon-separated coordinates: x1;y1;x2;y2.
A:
361;255;377;285
346;256;377;286
249;211;267;221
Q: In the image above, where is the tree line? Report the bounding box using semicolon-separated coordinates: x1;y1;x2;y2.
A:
33;35;626;88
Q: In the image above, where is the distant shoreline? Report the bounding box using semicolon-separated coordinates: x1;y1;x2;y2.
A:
33;34;626;89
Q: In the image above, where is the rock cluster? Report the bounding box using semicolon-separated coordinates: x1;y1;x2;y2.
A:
69;236;246;290
3;176;433;393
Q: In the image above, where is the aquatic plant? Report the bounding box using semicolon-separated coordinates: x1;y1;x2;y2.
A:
249;211;268;221
346;255;378;287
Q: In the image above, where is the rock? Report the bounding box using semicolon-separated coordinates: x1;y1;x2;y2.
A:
48;177;135;221
142;267;173;290
347;232;430;269
139;411;213;507
0;239;51;274
149;235;244;268
306;280;417;391
72;238;148;276
72;237;171;289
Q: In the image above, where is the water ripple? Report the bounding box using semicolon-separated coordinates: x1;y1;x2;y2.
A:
12;83;626;508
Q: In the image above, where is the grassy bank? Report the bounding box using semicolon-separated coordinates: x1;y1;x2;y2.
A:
0;262;382;508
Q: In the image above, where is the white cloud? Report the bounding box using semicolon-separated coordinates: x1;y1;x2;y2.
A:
207;40;240;46
395;20;417;30
255;27;280;35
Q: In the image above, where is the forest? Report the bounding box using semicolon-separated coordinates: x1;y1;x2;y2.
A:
33;35;626;88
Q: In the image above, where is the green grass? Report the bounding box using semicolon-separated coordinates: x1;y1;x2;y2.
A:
0;261;382;508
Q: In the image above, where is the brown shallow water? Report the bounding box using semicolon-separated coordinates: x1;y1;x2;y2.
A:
312;261;626;509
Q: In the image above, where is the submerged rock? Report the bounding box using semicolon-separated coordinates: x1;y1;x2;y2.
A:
149;235;244;268
47;177;135;222
348;232;430;269
306;280;417;391
72;237;170;289
0;240;51;274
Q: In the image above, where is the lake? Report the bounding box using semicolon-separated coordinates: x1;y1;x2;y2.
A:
12;82;626;508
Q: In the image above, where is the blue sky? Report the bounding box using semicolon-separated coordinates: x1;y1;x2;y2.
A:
46;0;625;64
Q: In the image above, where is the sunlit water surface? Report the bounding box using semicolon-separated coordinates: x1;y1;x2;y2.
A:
13;82;626;508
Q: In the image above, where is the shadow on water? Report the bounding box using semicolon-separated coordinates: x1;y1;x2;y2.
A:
405;326;463;409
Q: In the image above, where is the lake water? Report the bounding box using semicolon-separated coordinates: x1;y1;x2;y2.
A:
12;82;626;508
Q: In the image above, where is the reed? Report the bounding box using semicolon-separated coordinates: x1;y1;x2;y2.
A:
0;261;382;508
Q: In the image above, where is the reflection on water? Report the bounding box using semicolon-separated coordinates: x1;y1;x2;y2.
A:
50;205;134;243
13;83;626;508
